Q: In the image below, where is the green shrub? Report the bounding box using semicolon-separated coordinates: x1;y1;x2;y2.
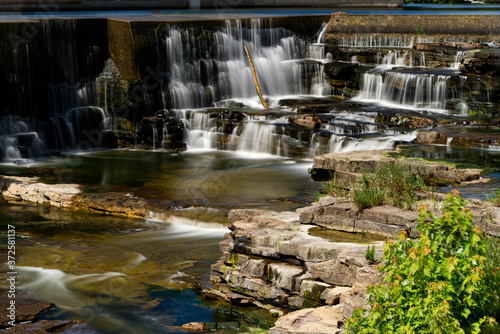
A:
487;189;500;206
352;173;386;209
316;174;350;199
346;191;497;334
480;235;500;328
352;162;426;210
364;245;377;263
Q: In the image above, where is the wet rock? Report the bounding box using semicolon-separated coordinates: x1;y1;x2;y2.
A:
2;320;99;333
415;131;448;145
459;49;500;77
294;105;334;114
181;322;205;332
412;43;457;54
324;62;359;81
376;113;435;129
0;176;80;208
136;117;186;151
269;305;344;334
0;289;54;329
289;114;326;129
73;193;148;218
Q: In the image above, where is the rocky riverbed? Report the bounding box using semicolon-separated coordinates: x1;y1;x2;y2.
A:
204;191;499;334
1;149;499;333
203;150;500;334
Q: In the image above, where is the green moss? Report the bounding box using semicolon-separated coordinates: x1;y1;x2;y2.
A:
230;253;239;266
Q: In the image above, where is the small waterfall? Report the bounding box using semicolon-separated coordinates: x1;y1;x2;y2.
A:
186;112;218;149
451;50;466;69
316;22;328;44
238;122;277;155
378;50;425;67
339;35;414;48
357;71;452;110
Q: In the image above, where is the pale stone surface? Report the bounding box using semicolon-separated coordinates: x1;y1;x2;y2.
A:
320;287;353;306
0;176;80;207
268;263;305;291
269;305;344;334
310;260;357;286
343;296;366;320
299;280;332;300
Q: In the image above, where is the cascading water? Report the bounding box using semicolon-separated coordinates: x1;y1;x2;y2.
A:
354;48;473;112
164;19;318;110
357;70;453;110
166;19;338;153
0;19;113;163
451;50;466;69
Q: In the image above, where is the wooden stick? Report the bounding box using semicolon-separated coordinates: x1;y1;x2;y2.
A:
243;42;269;109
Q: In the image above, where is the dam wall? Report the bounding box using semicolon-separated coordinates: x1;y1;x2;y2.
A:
0;0;403;11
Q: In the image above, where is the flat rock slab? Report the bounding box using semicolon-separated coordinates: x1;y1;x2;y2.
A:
269;305;344;334
0;289;54;329
0;176;80;208
2;320;99;333
311;150;483;184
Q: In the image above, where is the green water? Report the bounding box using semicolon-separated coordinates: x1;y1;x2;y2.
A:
0;149;318;333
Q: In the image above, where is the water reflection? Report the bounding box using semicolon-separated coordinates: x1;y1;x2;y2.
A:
0;150;318;333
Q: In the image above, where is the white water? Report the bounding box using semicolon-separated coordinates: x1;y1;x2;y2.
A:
356;71;452;110
451;50;466;69
353;48;475;112
164;19;333;110
316;22;328;44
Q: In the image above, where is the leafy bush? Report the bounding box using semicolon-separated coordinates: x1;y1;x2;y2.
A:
480;235;500;330
346;191;497;334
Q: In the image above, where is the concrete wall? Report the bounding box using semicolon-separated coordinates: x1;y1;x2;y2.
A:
0;0;403;11
327;13;500;36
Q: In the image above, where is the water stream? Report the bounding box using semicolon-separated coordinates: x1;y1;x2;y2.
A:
0;9;499;333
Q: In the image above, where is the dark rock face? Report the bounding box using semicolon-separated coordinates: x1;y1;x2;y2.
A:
459;49;500;77
136;116;186;151
324;62;359;81
0;289;54;329
2;320;99;333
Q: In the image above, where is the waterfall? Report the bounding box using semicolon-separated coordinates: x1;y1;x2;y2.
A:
357;71;453;110
339;35;414;48
451;50;466;69
316;22;328;44
238;122;277;155
163;19;333;110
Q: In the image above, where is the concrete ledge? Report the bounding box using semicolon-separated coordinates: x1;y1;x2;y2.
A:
0;0;403;11
326;13;500;37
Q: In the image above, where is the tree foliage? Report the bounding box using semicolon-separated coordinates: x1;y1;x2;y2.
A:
346;191;497;334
